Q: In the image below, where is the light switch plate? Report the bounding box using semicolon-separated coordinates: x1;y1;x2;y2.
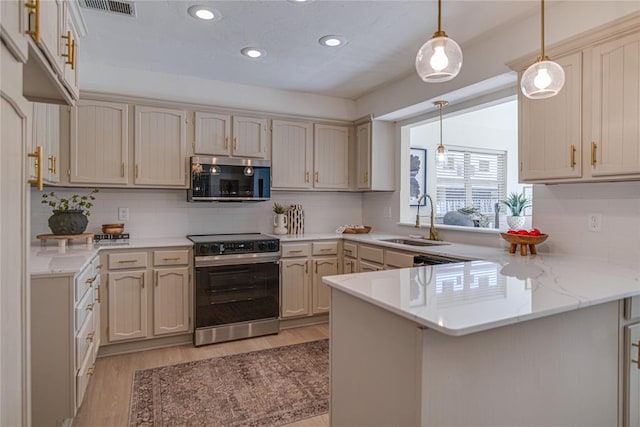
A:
588;213;601;232
118;207;129;221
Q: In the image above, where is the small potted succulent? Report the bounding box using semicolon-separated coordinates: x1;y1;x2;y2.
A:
500;192;531;230
41;189;98;235
272;203;288;235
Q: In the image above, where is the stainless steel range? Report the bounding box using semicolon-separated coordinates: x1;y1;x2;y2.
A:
187;233;280;346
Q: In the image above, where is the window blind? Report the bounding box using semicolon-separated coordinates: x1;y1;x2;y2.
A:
435;148;507;217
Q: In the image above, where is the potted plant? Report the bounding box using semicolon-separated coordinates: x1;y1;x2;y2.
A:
41;189;98;235
500;192;531;230
272;203;288;235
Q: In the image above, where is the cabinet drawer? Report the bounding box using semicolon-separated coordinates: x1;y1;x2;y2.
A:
153;249;189;266
359;245;384;264
625;296;640;321
343;257;357;274
92;255;103;274
75;264;96;303
108;252;148;269
76;342;97;409
282;243;310;258
312;241;338;256
343;242;358;258
75;285;96;331
384;250;415;269
359;260;384;272
75;308;96;369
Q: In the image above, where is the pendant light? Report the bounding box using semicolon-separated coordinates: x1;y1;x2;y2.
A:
415;0;463;83
434;100;449;167
521;0;565;99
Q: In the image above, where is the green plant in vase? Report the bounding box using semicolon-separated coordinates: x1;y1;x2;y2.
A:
500;192;531;230
41;189;98;235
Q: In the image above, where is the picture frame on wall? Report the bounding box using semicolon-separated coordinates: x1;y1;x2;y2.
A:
409;148;427;206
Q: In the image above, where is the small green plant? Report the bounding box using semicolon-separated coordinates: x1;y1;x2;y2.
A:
41;189;99;216
500;192;531;216
273;203;286;214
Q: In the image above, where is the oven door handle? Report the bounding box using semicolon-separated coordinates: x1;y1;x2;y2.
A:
195;253;280;268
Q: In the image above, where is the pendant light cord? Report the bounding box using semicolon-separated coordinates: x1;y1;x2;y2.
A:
437;0;442;33
540;0;546;59
439;103;443;148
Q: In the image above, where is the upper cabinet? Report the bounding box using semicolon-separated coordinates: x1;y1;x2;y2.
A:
32;102;60;184
12;0;84;105
194;113;267;159
588;31;640;177
519;52;582;181
69;100;129;185
515;25;640;183
271;120;313;189
356;120;395;191
314;124;350;189
134;106;187;186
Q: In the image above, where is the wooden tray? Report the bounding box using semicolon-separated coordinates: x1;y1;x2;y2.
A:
37;233;94;248
500;233;548;256
342;226;372;234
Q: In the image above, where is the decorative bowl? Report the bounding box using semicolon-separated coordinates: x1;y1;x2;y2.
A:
102;223;125;235
342;226;372;234
499;233;548;245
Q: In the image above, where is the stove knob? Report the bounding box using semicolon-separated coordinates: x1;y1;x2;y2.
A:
257;242;266;251
267;241;277;251
199;244;209;254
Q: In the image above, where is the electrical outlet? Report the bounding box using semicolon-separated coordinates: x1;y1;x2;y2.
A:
118;207;129;222
588;213;602;232
383;206;392;218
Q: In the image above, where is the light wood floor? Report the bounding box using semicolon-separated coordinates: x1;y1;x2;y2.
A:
74;324;330;427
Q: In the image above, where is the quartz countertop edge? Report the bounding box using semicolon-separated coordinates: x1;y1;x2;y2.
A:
30;237;193;277
323;255;640;337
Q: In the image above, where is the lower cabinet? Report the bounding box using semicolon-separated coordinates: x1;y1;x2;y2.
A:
102;247;192;344
281;240;339;319
344;241;417;273
31;253;102;426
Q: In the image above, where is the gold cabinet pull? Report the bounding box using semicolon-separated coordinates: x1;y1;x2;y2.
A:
87;365;95;376
233;137;238;151
53;156;57;174
96;264;103;270
118;259;137;263
141;272;145;288
25;0;40;43
61;31;73;65
86;332;95;343
225;136;229;149
591;141;597;166
364;170;368;183
155;270;159;286
344;249;352;254
121;162;126;177
27;146;43;191
163;256;181;261
320;248;333;252
632;342;640;370
86;303;94;312
48;155;55;173
305;260;308;273
288;249;303;254
315;171;319;183
315;260;318;273
85;277;95;285
95;285;101;303
135;163;139;178
305;171;309;183
570;144;576;168
70;39;76;70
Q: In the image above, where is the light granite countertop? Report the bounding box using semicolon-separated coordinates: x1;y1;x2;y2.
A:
30;237;193;277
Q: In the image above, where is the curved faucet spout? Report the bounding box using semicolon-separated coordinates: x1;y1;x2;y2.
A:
415;194;440;241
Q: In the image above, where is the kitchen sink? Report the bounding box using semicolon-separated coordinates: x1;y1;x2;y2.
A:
378;238;449;247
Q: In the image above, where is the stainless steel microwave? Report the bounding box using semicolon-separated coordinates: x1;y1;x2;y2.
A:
187;157;271;202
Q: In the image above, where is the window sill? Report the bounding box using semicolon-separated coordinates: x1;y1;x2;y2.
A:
397;222;508;235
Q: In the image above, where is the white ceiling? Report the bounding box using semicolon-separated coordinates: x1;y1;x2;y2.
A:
80;0;542;100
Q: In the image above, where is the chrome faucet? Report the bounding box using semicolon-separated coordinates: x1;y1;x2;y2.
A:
415;194;440;241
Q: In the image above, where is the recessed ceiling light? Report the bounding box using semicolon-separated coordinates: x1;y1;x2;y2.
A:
241;47;266;58
287;0;314;3
187;5;221;21
319;35;346;47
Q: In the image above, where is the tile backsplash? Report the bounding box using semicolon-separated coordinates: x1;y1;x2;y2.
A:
31;188;362;241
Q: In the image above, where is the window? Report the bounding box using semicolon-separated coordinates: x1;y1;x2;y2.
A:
435;148;506;217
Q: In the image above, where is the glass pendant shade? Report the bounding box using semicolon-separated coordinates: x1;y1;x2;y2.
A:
436;144;448;167
521;59;565;99
416;36;463;83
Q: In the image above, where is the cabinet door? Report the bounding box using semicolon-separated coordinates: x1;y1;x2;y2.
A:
280;258;310;318
314;124;349;189
343;257;357;274
590;32;640;177
33;103;60;183
153;267;190;336
134;105;187;186
36;0;65;76
626;322;640;427
358;260;383;272
1;43;31;427
0;0;29;62
232;115;267;158
271;120;313;189
356;122;371;189
194;112;231;155
108;270;147;341
70;100;129;184
312;257;337;314
60;8;79;100
519;52;582;181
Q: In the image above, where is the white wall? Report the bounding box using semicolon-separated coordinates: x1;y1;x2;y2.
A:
80;63;357;121
31;188;362;241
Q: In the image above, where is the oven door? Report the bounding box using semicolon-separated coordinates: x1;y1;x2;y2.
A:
195;259;279;328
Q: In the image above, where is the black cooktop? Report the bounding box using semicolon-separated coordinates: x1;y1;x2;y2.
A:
187;233;279;256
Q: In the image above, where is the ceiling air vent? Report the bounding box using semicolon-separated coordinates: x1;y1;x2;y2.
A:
79;0;136;17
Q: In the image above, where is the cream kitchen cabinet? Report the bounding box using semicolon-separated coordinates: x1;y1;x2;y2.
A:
31;254;102;426
1;0;29;62
311;242;338;314
356;120;395;191
32;102;60;183
134;105;187;186
194;113;267;158
271;120;313;189
102;247;192;346
60;5;80;100
281;258;311;318
314;124;350;189
383;249;415;269
625;322;640;427
343;241;358;273
69;100;129;185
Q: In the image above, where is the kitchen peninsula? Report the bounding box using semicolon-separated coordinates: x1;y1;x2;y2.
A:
324;253;640;426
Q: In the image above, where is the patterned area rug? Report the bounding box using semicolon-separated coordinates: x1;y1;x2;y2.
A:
129;339;329;427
